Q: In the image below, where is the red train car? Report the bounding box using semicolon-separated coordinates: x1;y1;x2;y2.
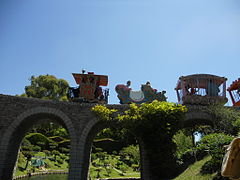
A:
68;71;109;103
175;74;228;105
227;78;240;106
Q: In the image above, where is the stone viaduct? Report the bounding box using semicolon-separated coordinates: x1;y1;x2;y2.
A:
0;94;217;180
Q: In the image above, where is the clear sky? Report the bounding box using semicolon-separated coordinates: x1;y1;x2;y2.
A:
1;0;240;104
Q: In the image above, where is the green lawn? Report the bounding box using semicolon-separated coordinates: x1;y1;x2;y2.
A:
16;152;220;180
15;151;140;179
174;156;217;180
14;152;68;177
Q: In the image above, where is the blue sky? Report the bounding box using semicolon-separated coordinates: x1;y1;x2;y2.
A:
0;0;240;104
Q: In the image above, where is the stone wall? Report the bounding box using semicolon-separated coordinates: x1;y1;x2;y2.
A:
0;94;223;180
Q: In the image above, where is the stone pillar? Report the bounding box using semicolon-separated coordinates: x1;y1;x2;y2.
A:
139;140;151;180
68;137;92;180
0;143;20;180
139;138;178;180
68;130;93;180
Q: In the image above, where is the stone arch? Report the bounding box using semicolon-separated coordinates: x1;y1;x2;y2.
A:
75;111;141;180
182;111;214;128
73;115;107;180
0;107;76;180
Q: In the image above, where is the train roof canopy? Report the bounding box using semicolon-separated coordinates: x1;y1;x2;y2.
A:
72;73;108;86
175;74;227;90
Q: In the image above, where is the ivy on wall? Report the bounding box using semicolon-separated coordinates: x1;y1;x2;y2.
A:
92;101;187;179
92;101;187;139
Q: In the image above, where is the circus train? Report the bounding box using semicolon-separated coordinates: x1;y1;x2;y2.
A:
175;74;240;107
115;81;167;104
68;71;240;107
68;71;109;104
228;78;240;106
175;74;228;105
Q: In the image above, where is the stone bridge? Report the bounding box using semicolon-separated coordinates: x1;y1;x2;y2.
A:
0;94;217;180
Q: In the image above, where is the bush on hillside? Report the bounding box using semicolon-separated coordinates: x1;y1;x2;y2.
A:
196;133;233;175
25;133;52;150
119;145;140;167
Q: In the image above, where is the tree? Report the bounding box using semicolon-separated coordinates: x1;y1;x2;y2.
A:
25;132;51;150
52;150;60;161
119;145;140;167
92;101;187;179
22;74;70;141
209;105;240;135
23;74;69;101
196;133;233;175
16;74;71;175
173;130;194;159
21;139;34;170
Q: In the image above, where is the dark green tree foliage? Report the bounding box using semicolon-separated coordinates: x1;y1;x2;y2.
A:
25;132;55;150
24;75;69;101
21;139;35;170
173;130;194;159
119;145;140;167
30;122;69;139
209;105;240;135
52;150;60;161
95;127;136;147
16;74;71;175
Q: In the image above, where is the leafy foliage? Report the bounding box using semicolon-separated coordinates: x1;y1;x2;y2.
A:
117;101;187;138
92;101;186;138
196;133;233;175
20;139;35;170
92;105;117;121
25;133;52;150
119;145;140;167
16;74;71;177
92;101;187;178
23;74;69;101
209;105;240;135
30;123;69;139
173;130;194;159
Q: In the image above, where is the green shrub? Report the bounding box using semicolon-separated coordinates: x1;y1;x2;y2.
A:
209;105;240;135
132;164;139;171
57;139;70;149
92;101;187;178
119;163;128;175
119;145;140;167
49;141;58;150
59;147;69;154
56;156;63;164
43;150;51;157
196;133;233;174
173;130;194;159
200;159;222;174
32;145;41;152
25;133;51;150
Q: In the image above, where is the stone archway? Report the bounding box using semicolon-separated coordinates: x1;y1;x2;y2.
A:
182;109;214;128
74;115;107;180
0;107;76;180
76;113;142;180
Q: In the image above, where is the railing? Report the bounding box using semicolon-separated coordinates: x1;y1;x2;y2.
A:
233;90;240;102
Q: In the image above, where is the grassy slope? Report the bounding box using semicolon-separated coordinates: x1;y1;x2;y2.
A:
89;167;139;179
174;156;216;180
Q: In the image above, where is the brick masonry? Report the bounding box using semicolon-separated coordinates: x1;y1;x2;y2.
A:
0;94;217;180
